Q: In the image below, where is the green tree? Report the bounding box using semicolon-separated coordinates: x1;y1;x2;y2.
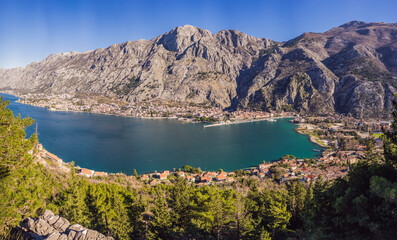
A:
287;181;306;231
149;188;172;239
169;176;192;236
132;169;138;178
384;94;397;166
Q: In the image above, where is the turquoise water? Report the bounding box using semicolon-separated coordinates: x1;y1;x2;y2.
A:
1;93;322;174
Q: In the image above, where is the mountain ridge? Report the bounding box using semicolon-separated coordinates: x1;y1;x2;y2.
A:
1;21;397;118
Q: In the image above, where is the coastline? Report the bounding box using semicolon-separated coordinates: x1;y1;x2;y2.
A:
0;91;294;125
295;125;329;148
203;116;294;128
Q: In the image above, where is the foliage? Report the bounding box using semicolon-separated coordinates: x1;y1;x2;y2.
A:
305;94;397;239
182;165;201;174
195;116;219;123
0;97;57;236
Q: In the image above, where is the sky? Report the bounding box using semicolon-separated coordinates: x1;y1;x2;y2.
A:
0;0;396;68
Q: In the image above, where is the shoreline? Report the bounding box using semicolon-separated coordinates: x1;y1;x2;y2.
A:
1;91;294;125
203;116;294;128
295;124;329;149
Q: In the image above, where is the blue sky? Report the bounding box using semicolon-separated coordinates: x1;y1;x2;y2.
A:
0;0;396;68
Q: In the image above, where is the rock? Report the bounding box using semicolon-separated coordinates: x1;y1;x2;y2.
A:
85;229;105;240
20;217;36;232
40;210;55;221
74;229;87;240
34;219;54;236
66;229;78;240
13;210;114;240
53;217;70;232
44;231;60;240
67;224;85;232
57;234;68;240
47;215;60;226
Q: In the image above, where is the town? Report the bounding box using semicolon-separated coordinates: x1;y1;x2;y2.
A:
10;92;292;123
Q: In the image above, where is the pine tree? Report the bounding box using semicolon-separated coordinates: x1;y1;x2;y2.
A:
169;176;191;235
149;188;172;239
384;94;397;166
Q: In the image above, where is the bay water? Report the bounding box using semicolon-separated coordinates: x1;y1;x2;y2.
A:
1;93;321;174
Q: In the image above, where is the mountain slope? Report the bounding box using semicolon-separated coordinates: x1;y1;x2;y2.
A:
1;21;397;118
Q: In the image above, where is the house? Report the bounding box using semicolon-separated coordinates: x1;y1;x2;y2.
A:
206;172;217;178
149;179;158;185
186;176;195;183
215;175;226;182
94;171;107;176
159;173;168;180
80;168;94;177
201;177;211;183
258;163;273;169
141;175;149;180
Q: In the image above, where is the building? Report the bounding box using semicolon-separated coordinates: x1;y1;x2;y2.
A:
94;171;107;176
80;168;94;177
215;175;226;182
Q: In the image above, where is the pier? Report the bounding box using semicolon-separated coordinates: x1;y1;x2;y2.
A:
203;116;292;128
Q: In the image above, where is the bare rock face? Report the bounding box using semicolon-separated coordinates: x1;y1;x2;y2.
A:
12;210;114;240
1;21;397;118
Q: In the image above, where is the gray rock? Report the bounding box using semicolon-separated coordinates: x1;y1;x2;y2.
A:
85;229;104;240
20;217;36;232
53;217;70;232
66;230;78;240
74;229;87;240
15;211;114;240
34;219;55;236
47;215;60;226
40;210;55;221
44;231;60;240
67;224;85;232
57;234;68;240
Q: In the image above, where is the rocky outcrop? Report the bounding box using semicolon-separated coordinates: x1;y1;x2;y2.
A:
11;210;114;240
1;21;397;118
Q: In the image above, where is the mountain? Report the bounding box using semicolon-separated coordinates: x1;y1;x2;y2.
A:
1;21;397;118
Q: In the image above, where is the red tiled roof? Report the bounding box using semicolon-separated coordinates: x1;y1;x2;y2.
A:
80;168;93;175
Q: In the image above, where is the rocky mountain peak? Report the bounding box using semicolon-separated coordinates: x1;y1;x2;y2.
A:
215;29;268;48
339;20;367;28
156;25;212;52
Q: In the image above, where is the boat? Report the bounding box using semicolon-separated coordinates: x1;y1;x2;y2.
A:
312;149;321;152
